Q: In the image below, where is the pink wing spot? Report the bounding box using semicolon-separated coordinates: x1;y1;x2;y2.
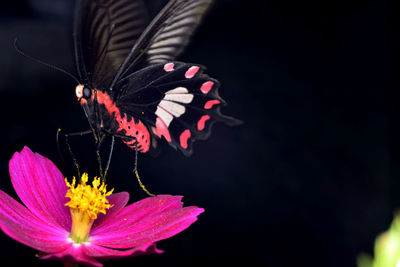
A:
179;129;191;149
200;81;214;94
164;62;175;72
204;100;220;110
152;117;172;142
197;115;211;131
185;66;200;79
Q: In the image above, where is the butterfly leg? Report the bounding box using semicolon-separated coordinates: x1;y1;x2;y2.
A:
132;142;155;197
95;134;106;182
103;135;115;181
100;129;155;196
98;135;115;183
57;128;93;180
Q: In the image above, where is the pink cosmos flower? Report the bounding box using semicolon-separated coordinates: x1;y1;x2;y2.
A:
0;147;204;266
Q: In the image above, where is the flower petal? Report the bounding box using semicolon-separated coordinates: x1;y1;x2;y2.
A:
92;192;129;229
0;190;71;253
83;243;163;260
91;195;204;249
39;244;102;267
9;146;71;230
91;195;183;235
39;243;162;267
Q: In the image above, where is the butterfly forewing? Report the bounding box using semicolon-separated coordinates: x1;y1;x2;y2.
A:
146;0;213;64
109;0;213;93
74;0;149;89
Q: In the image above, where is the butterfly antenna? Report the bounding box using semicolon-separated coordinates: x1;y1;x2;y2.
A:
133;143;155;197
14;38;80;84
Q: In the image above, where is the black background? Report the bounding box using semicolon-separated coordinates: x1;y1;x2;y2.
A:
0;0;394;266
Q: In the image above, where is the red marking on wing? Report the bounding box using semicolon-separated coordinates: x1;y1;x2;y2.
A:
179;129;191;149
96;91;150;152
152;117;172;142
164;62;175;72
185;66;200;79
200;81;214;94
197;115;211;131
204;100;220;110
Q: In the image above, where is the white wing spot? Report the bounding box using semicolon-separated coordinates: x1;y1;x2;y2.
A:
164;93;193;104
155;107;173;126
159;100;185;118
155;87;193;127
166;87;188;94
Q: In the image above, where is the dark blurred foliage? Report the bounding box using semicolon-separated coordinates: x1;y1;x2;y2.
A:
0;0;395;266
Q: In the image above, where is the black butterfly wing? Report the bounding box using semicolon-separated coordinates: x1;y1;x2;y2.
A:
110;0;213;94
145;0;213;64
116;62;241;156
73;0;149;89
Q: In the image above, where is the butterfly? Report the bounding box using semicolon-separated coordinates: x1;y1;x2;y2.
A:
71;0;240;178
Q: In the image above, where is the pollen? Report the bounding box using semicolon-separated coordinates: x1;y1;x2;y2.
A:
65;173;113;220
65;173;114;244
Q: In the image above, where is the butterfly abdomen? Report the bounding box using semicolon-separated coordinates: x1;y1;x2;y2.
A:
95;91;151;153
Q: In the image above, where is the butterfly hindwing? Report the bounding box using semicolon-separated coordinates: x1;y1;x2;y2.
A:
116;62;240;155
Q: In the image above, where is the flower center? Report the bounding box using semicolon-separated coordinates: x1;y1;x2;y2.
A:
65;173;113;244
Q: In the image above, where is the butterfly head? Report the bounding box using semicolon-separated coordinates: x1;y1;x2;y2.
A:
75;84;92;104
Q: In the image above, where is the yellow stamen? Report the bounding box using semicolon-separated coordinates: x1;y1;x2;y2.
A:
65;173;113;244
